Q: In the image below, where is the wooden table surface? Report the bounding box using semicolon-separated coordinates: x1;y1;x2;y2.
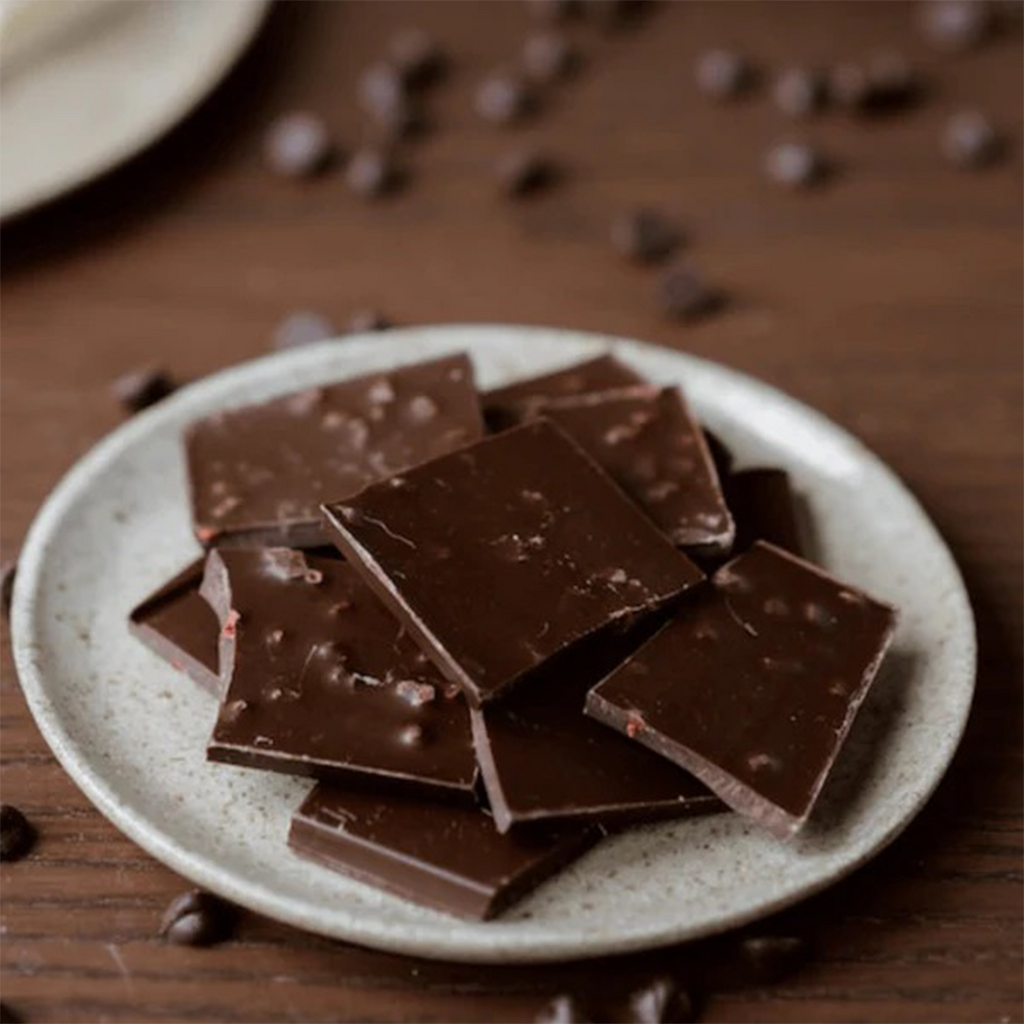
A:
1;2;1021;1022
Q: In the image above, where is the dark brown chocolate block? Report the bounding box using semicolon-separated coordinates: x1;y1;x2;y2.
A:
202;549;478;800
186;354;483;548
483;354;644;431
322;420;703;707
725;468;804;557
472;623;722;832
586;542;897;838
531;387;736;556
289;784;599;920
129;559;221;695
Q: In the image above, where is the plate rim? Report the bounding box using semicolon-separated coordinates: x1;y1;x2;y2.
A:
0;0;272;222
10;324;978;962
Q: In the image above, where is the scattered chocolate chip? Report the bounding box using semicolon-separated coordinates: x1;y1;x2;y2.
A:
942;110;1003;167
763;141;826;188
263;112;335;179
863;51;919;110
583;0;646;29
160;890;236;947
527;0;582;23
695;49;753;100
522;31;579;83
346;309;392;333
827;62;870;110
659;263;722;322
0;804;36;862
772;67;826;118
359;62;406;117
272;310;337;351
535;994;591;1023
921;0;993;50
740;934;809;983
111;367;176;413
627;977;694;1023
346;147;401;199
475;73;538;124
611;208;681;264
0;1003;22;1024
496;149;558;196
389;28;446;87
1;560;17;621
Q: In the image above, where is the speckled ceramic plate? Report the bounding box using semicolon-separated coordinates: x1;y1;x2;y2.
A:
11;326;976;963
0;0;270;221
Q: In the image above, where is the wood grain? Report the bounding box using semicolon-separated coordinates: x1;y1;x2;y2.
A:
1;2;1021;1021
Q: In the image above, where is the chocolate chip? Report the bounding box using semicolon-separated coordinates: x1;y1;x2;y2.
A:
111;367;176;413
347;309;392;333
921;0;993;50
0;1003;22;1023
583;0;646;29
659;263;722;322
763;142;826;188
526;0;582;23
827;62;870;110
740;934;809;983
627;977;694;1023
522;31;579;83
942;110;1002;168
272;311;337;351
864;51;919;110
0;805;35;862
389;28;445;87
612;208;681;264
475;73;538;124
496;149;558;196
359;62;406;117
1;560;17;621
772;67;826;118
535;994;591;1023
263;112;335;179
160;890;236;947
346;148;401;199
695;49;753;100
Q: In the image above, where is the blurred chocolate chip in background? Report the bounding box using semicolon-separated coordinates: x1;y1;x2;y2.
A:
272;311;337;351
0;804;36;862
475;72;539;124
1;559;17;621
526;0;582;24
773;66;827;118
763;141;828;188
942;110;1003;167
0;1002;22;1023
827;61;871;110
346;309;392;334
920;0;995;51
263;112;335;179
535;994;592;1023
522;31;580;83
739;934;809;983
160;890;236;947
346;147;402;198
659;263;723;321
626;976;695;1023
583;0;648;30
388;28;446;87
695;48;754;100
612;208;681;263
111;367;176;414
863;50;920;111
496;149;559;196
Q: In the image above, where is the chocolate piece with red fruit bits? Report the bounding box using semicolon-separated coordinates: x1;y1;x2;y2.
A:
129;559;222;695
472;620;721;832
288;783;599;920
531;386;735;556
322;419;703;708
725;468;804;557
586;542;897;838
185;353;482;549
483;353;645;431
201;549;477;801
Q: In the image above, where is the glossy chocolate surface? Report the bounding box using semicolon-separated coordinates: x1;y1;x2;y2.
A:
534;387;735;555
322;420;703;707
202;549;478;799
472;622;722;832
725;468;804;556
586;542;897;837
186;354;483;548
128;559;221;695
483;354;644;430
289;784;599;920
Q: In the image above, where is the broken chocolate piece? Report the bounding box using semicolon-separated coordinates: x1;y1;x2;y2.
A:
472;620;721;832
111;367;176;413
483;353;645;431
475;73;538;124
129;559;222;695
702;429;734;478
586;542;897;838
530;387;736;555
611;208;681;265
658;264;723;322
322;419;703;707
186;353;483;548
289;784;599;920
389;28;446;87
725;468;803;557
496;149;558;196
0;804;35;862
202;549;477;800
160;890;236;946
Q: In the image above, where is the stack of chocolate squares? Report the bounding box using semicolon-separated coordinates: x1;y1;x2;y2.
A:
130;351;897;920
